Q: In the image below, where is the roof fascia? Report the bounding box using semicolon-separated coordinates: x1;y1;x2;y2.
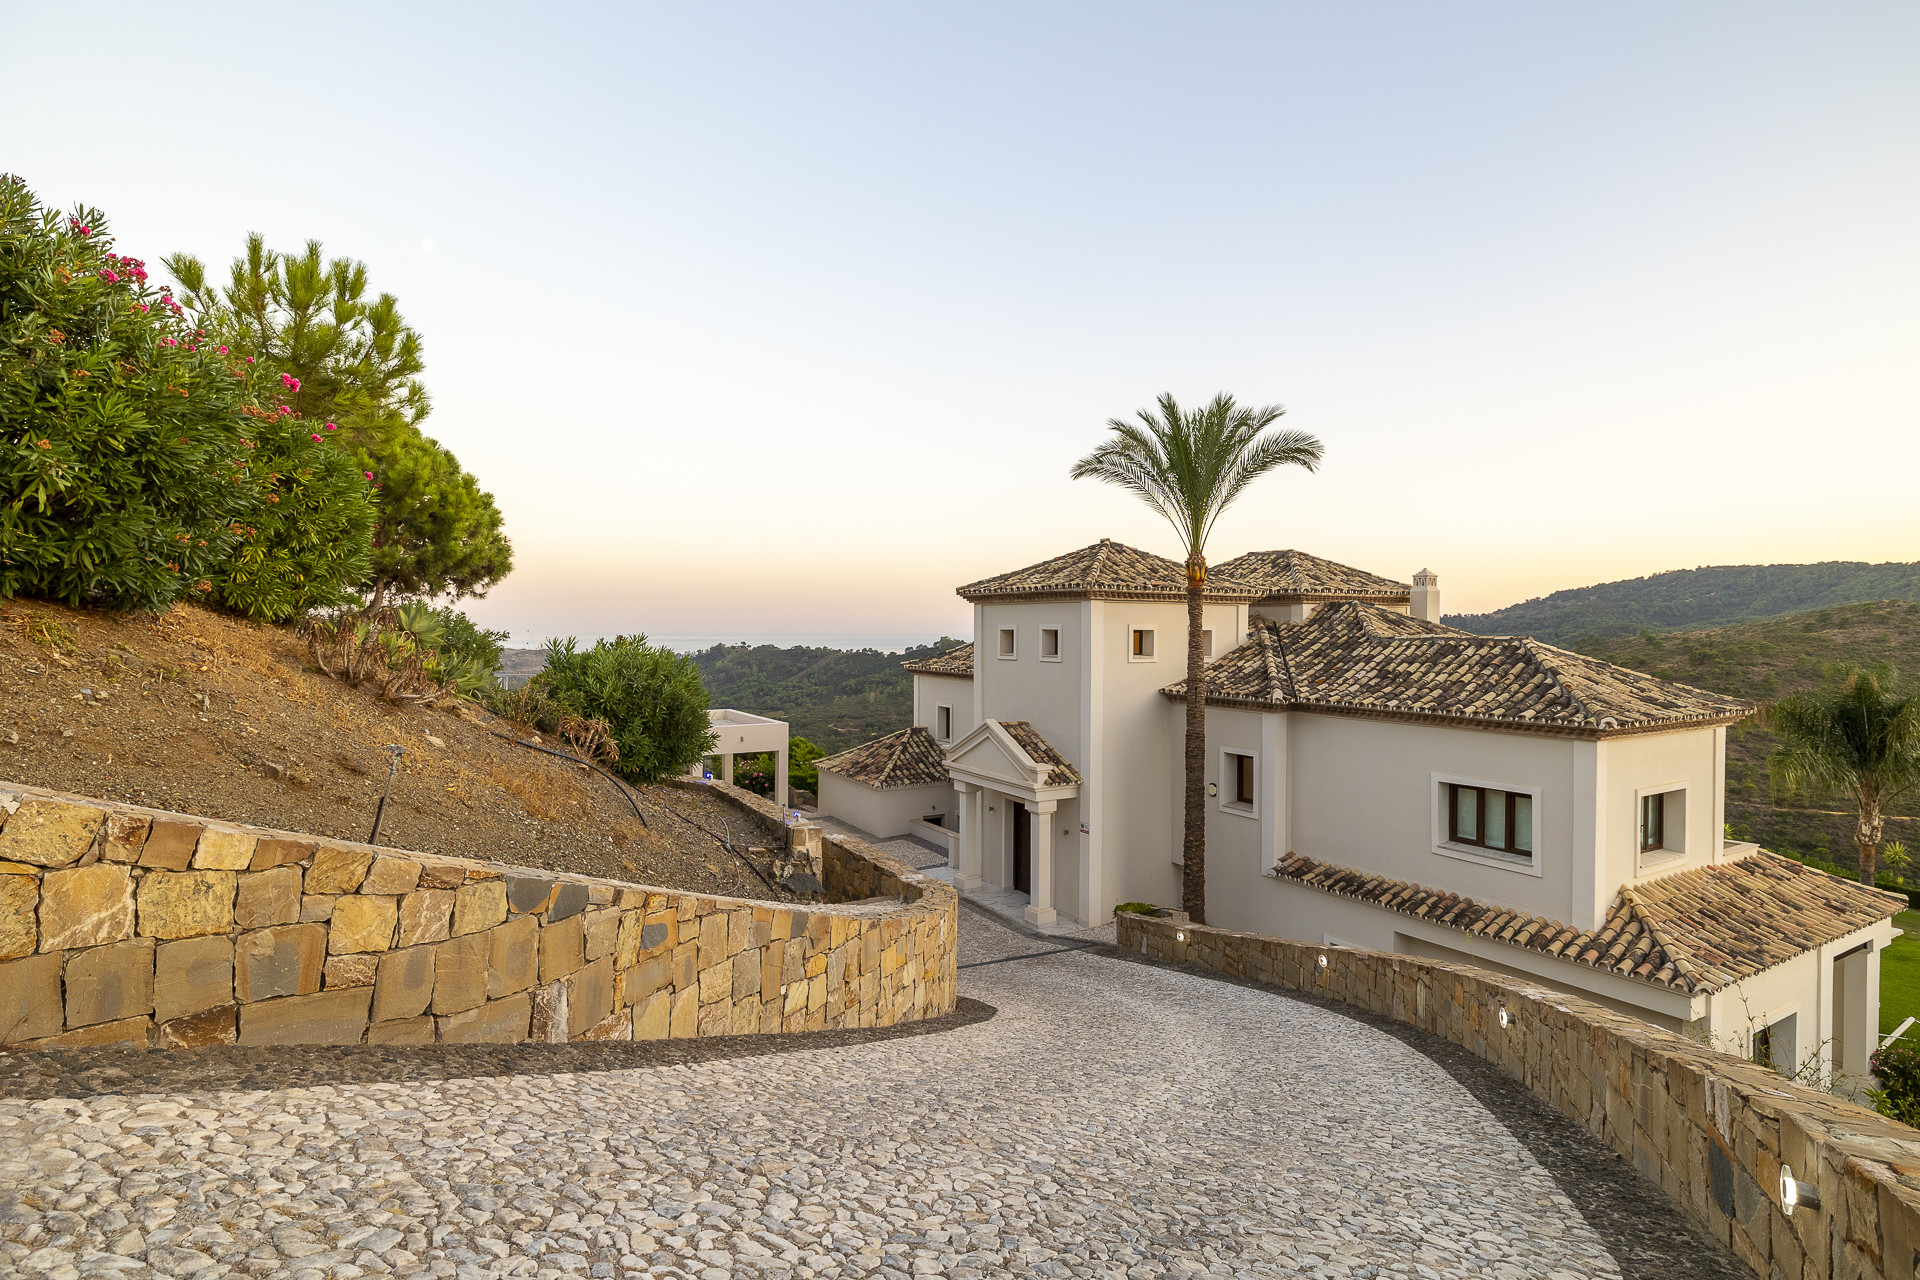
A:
1158;693;1750;739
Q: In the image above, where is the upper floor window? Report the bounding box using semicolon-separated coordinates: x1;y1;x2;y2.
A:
935;705;952;741
1040;628;1060;660
998;628;1016;659
1202;629;1214;659
1637;787;1686;867
1221;750;1255;814
1130;628;1156;660
1640;793;1665;853
1445;783;1533;857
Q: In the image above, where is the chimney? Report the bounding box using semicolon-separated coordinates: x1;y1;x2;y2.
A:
1411;569;1440;622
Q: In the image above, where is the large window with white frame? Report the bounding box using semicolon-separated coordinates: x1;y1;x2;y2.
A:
1219;749;1256;815
1433;774;1540;872
1636;786;1687;868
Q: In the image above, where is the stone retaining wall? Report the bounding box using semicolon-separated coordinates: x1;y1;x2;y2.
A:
1117;912;1920;1280
0;780;956;1051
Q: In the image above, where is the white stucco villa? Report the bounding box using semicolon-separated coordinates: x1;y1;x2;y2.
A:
814;540;1906;1085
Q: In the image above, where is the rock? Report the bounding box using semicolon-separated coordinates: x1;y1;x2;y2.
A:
153;935;234;1022
0;799;104;867
437;991;530;1044
452;881;506;936
632;990;672;1040
0;952;63;1042
235;865;303;928
432;932;489;1015
424;734;445;749
24;1014;150;1049
371;946;437;1022
0;729;16;744
397;888;456;946
139;819;205;871
506;874;557;914
237;987;370;1046
567;956;615;1039
583;907;621;963
305;845;373;894
362;855;423;896
548;882;590;923
157;1003;237;1048
539;915;585;983
581;1008;631;1040
38;863;136;950
530;979;569;1043
300;893;336;921
323;953;378;988
136;870;236;939
415;859;466;890
0;875;37;960
249;836;317;870
368;1015;435;1044
191;826;257;870
329;896;398;954
235;924;326;1001
262;761;285;780
64;938;155;1027
101;813;151;862
487;915;539;998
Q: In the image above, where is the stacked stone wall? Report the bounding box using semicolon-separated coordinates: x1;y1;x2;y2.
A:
1117;912;1920;1280
0;780;957;1051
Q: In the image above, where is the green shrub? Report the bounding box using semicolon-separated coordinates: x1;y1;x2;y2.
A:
1114;902;1158;916
789;737;824;793
0;179;373;617
1871;1040;1920;1127
535;635;716;783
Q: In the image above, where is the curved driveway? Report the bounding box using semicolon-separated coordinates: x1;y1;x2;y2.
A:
0;908;1744;1279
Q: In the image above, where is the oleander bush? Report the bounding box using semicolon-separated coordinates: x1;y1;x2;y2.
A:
535;635;716;784
1869;1039;1920;1126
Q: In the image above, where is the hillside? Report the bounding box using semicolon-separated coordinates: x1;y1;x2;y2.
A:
692;639;964;752
1447;561;1920;645
0;601;801;901
1575;599;1920;870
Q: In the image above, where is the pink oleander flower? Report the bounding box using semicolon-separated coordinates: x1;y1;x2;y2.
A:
135;303;149;313
364;471;375;480
281;373;300;392
245;357;255;364
217;346;228;355
162;338;177;346
310;434;323;442
324;422;337;432
99;269;119;283
72;222;91;236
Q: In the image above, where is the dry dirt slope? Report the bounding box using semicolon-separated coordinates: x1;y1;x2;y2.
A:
0;600;793;901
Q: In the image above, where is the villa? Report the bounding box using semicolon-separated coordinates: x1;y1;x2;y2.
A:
814;540;1906;1085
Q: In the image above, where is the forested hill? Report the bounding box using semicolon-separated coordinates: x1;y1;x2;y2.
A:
692;639;964;752
1445;561;1920;645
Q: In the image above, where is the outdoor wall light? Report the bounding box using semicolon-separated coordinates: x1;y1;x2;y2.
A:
1206;783;1219;797
1175;930;1187;942
1498;1006;1512;1029
1316;953;1328;972
1780;1166;1820;1216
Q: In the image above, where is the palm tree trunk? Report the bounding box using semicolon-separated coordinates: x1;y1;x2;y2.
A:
1857;787;1886;885
1183;554;1208;924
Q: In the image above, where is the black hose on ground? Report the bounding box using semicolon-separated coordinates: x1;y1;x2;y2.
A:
488;730;649;828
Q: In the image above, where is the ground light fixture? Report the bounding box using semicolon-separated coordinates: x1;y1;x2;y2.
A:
1175;930;1187;942
1780;1167;1820;1216
1316;953;1328;972
1498;1005;1513;1029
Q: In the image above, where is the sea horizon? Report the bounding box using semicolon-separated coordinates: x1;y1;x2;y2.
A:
502;633;961;655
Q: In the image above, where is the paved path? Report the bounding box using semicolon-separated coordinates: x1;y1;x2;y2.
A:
0;909;1745;1280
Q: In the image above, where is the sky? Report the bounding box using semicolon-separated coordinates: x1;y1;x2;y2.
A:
6;3;1917;646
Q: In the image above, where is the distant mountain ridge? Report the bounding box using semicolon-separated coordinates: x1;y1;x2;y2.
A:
1445;561;1920;645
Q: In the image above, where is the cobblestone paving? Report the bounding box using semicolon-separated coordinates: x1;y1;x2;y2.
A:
0;910;1743;1280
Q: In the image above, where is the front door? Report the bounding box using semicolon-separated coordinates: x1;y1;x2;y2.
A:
1012;802;1031;893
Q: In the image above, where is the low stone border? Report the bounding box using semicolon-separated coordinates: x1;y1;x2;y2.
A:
0;779;957;1051
1117;912;1920;1280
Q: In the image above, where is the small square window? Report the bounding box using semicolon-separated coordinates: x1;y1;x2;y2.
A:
1202;629;1214;659
1130;628;1155;660
998;628;1016;659
935;705;952;741
1040;628;1060;660
1228;752;1255;806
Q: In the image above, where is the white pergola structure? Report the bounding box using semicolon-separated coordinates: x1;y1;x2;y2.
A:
703;709;791;806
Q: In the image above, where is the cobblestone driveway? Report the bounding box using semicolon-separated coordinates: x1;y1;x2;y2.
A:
0;908;1745;1280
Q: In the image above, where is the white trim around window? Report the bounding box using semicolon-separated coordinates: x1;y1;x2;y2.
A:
1129;627;1156;661
1218;748;1257;817
1634;782;1689;872
997;627;1017;659
1430;771;1543;877
934;704;953;743
1040;627;1062;661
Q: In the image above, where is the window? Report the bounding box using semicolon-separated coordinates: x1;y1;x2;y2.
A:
1202;629;1214;659
1445;783;1533;856
1637;787;1687;865
1641;792;1665;853
998;628;1016;659
1130;628;1155;660
1229;752;1254;806
935;705;952;741
1040;628;1060;660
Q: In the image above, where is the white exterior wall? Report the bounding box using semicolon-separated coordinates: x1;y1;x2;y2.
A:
816;772;953;840
913;674;976;746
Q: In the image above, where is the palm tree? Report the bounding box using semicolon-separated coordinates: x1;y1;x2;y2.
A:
1071;392;1323;923
1762;663;1920;885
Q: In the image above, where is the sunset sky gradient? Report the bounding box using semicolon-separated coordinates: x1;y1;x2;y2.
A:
6;3;1917;645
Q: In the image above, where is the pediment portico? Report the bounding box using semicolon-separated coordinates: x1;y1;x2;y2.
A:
945;719;1079;927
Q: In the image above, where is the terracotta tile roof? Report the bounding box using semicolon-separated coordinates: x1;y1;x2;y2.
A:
1275;849;1902;994
958;540;1257;603
901;643;973;678
815;727;949;790
998;721;1083;785
1212;549;1410;601
1167;602;1751;736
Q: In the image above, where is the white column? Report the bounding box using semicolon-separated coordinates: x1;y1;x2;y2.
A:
774;744;790;807
722;753;734;786
1026;799;1058;926
956;782;983;889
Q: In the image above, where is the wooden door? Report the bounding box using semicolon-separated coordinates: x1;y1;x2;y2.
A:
1012;802;1031;893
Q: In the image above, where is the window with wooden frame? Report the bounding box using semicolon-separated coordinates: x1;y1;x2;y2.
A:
1641;792;1666;853
1130;628;1155;660
1219;750;1256;814
1444;783;1534;857
1231;752;1254;805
